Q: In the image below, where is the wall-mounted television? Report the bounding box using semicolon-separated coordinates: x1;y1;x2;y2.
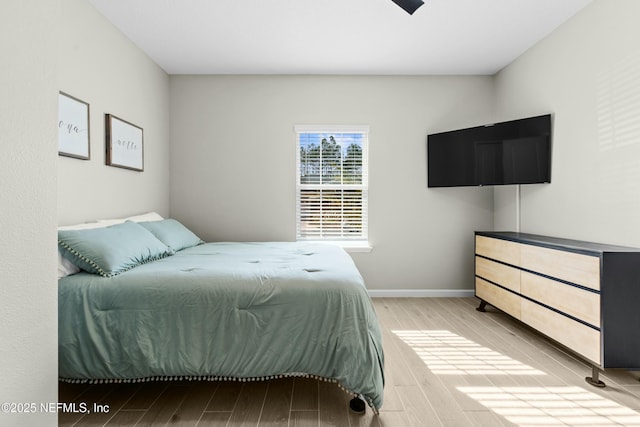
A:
427;114;552;188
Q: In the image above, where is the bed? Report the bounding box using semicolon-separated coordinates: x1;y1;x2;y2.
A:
57;215;384;412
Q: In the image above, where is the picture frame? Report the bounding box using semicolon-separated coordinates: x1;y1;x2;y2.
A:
58;92;90;159
105;114;144;172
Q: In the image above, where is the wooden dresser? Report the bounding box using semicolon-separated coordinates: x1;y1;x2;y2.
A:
474;231;640;386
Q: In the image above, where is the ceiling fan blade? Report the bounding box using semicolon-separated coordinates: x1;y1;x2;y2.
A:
391;0;425;15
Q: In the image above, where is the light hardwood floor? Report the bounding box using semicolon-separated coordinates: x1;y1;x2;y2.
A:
59;297;640;426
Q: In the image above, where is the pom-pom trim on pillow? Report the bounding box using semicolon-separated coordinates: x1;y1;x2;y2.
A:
57;212;165;279
58;221;173;278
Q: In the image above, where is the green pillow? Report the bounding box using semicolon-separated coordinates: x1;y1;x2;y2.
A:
58;221;174;277
138;219;204;252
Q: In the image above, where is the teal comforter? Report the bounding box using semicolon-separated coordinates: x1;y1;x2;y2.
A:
58;242;384;410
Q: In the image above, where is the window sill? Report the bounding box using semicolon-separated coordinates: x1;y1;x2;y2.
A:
301;240;372;253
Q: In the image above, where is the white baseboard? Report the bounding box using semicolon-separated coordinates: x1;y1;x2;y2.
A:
367;289;475;298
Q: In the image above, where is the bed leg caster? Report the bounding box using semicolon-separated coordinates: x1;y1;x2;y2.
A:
349;397;366;414
585;366;606;388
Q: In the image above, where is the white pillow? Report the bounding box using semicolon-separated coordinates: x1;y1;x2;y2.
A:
58;221;108;231
97;211;164;224
58;251;81;278
57;212;165;278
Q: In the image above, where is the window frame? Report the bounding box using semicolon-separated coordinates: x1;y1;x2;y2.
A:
295;125;370;252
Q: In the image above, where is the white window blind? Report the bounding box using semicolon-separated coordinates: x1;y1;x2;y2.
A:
295;125;369;242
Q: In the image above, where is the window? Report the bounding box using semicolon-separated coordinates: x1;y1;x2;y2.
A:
295;125;369;246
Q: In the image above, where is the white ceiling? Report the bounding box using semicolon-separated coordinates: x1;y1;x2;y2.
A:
89;0;592;75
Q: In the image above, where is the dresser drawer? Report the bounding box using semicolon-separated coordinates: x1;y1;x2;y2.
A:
520;244;600;291
521;271;600;328
521;299;601;365
476;277;521;319
476;256;520;293
476;236;521;266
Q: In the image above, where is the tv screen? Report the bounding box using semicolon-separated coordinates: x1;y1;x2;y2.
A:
427;114;552;188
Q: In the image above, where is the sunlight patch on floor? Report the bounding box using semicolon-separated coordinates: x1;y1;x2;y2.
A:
458;386;640;426
392;330;545;375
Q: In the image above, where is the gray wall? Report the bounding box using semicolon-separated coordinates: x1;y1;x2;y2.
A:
57;0;170;225
1;0;171;424
0;1;59;425
170;75;495;292
493;0;640;248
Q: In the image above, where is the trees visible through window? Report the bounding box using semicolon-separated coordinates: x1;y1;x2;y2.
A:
295;126;368;242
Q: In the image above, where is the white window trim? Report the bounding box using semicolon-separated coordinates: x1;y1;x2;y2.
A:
295;125;370;249
300;240;372;253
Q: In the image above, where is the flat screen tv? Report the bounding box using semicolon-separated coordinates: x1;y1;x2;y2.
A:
427;114;552;188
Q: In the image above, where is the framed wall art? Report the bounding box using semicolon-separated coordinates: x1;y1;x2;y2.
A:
58;92;90;159
105;114;144;172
